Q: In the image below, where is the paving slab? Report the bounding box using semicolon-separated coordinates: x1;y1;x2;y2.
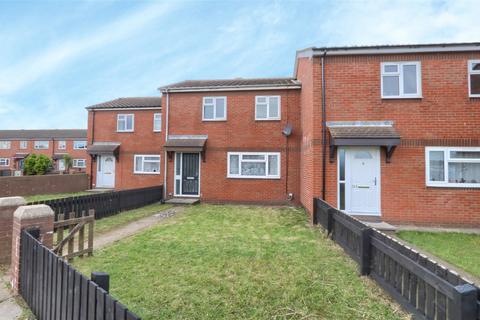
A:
0;275;22;320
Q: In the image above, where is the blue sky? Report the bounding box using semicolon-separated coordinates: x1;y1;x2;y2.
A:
0;0;477;129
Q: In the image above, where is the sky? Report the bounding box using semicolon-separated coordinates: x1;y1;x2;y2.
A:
0;0;478;129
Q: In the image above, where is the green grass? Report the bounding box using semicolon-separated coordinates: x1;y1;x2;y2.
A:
25;191;93;202
75;205;406;320
94;203;173;235
397;231;480;278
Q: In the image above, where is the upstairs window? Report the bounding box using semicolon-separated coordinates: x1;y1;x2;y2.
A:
20;141;28;149
0;141;11;149
134;155;160;174
203;97;226;121
117;114;134;132
255;96;281;120
381;62;422;98
228;152;280;179
58;140;66;150
73;141;87;149
0;158;9;166
153;113;162;132
426;147;480;188
468;60;480;97
73;159;86;168
34;141;49;149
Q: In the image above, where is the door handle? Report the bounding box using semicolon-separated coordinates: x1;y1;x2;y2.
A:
357;185;370;189
186;177;195;180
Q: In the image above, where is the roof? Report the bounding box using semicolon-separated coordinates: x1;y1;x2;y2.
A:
328;126;401;139
0;129;87;140
327;121;401;147
86;97;162;110
164;135;207;152
160;78;301;92
87;142;121;155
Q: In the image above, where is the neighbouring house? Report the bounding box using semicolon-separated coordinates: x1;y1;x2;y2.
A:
0;129;88;175
88;42;480;227
86;97;163;190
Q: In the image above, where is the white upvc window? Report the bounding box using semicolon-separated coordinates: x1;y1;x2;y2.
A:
73;141;87;149
0;158;10;166
468;60;480;97
134;155;160;174
58;140;66;150
117;114;134;132
381;61;422;99
153;113;162;132
20;141;28;149
0;141;11;149
426;147;480;188
227;152;280;179
202;97;227;121
34;141;49;149
72;159;86;168
255;96;281;120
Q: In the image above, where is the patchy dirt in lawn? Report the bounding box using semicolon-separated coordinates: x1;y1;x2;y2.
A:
94;206;183;249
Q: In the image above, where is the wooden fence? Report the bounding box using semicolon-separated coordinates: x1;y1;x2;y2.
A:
54;210;95;261
313;198;480;320
20;228;141;320
29;185;164;221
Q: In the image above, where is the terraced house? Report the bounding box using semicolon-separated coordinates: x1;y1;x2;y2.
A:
88;42;480;227
0;129;88;175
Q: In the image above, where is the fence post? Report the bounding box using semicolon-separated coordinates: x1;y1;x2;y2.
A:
451;284;477;320
359;227;373;276
326;208;335;236
312;198;318;225
91;272;110;293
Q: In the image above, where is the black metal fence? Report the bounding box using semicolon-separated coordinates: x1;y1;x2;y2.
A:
313;198;480;320
20;229;141;320
29;185;164;221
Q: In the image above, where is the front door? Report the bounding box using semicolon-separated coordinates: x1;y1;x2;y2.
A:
58;159;65;171
343;147;381;215
96;155;115;188
174;153;200;196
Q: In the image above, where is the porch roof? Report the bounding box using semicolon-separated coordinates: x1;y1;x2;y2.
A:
164;135;207;152
328;122;400;146
52;153;67;160
87;142;121;157
13;153;29;159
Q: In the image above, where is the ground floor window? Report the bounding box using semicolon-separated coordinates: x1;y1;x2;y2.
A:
73;159;86;168
0;158;10;166
426;147;480;187
227;152;280;179
134;155;160;174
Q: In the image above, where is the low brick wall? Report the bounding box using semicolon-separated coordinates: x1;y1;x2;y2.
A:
0;174;89;197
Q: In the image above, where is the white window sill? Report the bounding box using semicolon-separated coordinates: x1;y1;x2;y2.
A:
153;130;162;132
469;94;480;98
134;172;161;175
117;130;134;133
227;175;280;180
255;118;281;121
381;95;423;100
202;119;227;122
426;182;480;188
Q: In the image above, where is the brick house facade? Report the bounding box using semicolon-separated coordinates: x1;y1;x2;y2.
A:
0;130;88;175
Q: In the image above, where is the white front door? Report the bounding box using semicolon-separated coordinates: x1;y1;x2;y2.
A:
96;155;115;188
58;159;65;171
342;147;381;215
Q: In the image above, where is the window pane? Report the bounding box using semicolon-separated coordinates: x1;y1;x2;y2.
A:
154;114;161;131
135;157;142;172
243;154;265;160
268;155;278;175
354;151;372;159
145;156;160;161
471;74;480;95
450;151;480;159
268;97;279;118
241;162;266;176
256;104;268;118
383;76;399;96
204;98;213;104
339;183;345;210
175;154;181;175
448;163;480;184
472;62;480;71
429;151;444;181
257;97;267;103
126;116;133;130
339;149;345;181
144;161;160;173
215;100;225;118
118;118;125;131
204;105;214;119
384;65;398;73
403;65;417;94
229;155;239;174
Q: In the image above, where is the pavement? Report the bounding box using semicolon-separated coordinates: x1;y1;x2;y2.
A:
0;274;22;320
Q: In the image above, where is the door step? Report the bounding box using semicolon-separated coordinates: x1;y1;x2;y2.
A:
362;221;397;232
165;198;200;205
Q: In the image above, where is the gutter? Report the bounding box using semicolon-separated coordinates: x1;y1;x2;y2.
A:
321;51;327;200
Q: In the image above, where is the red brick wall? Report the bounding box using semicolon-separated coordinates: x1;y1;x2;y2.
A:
87;109;163;190
300;52;480;226
164;90;301;204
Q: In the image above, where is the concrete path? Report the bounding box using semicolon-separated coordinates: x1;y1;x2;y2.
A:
94;206;184;249
0;275;22;320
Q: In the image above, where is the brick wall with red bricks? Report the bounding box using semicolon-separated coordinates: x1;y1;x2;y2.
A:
87;109;163;190
163;89;302;204
297;52;480;226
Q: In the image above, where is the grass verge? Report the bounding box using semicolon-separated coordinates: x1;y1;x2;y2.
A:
397;231;480;278
75;205;406;320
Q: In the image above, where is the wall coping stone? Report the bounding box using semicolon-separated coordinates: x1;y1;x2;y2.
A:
14;205;54;220
0;197;26;207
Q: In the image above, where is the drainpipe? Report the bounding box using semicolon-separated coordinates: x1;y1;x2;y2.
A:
163;90;170;199
321;51;327;200
90;110;96;189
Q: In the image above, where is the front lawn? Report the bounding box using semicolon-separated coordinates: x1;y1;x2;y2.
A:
75;205;405;319
25;191;93;202
397;231;480;278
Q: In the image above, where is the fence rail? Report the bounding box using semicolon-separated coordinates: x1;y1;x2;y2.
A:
29;185;163;221
20;229;141;320
313;198;480;320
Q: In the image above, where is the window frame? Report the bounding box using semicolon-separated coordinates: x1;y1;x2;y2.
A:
0;141;11;149
117;114;135;132
468;60;480;98
255;96;281;121
34;140;49;150
0;158;10;166
202;97;227;121
425;146;480;188
57;140;66;150
381;61;422;99
227;152;280;179
153;113;162;132
133;154;161;175
73;140;87;150
19;141;28;149
72;159;86;168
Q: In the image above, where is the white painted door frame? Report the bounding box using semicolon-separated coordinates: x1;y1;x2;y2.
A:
173;152;201;197
96;155;116;188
